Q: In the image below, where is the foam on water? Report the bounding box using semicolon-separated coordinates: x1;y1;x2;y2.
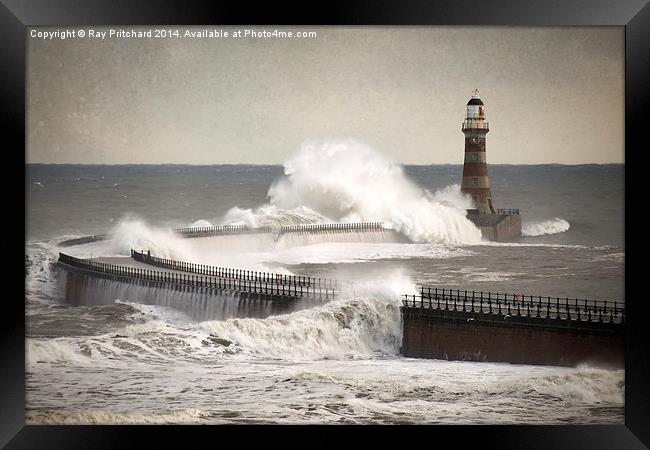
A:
188;219;213;228
237;242;475;265
221;204;330;227
108;216;195;260
27;339;94;366
26;344;624;424
523;218;571;237
27;408;212;425
26;271;414;366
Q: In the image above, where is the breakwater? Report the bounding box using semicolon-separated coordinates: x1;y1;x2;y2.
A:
57;252;337;320
466;209;522;242
400;287;624;367
59;222;391;247
175;222;386;238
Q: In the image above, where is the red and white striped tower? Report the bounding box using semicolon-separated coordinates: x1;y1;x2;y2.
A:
461;89;495;214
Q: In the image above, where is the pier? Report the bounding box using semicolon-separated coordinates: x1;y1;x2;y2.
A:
174;221;386;238
59;252;338;300
57;251;340;320
58;221;390;247
400;287;624;367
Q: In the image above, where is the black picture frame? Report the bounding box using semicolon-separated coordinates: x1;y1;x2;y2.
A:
7;0;649;447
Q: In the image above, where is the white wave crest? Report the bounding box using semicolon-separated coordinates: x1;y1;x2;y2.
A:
522;218;570;237
201;300;401;360
192;272;411;360
40;272;414;364
220;204;330;227
27;339;93;366
188;219;213;228
527;368;624;404
108;216;195;260
220;139;481;245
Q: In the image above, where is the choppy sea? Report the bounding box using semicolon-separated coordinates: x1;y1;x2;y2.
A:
25;144;624;424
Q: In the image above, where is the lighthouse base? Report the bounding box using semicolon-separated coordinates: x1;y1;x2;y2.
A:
466;210;522;242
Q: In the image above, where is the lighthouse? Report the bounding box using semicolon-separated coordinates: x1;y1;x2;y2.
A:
460;90;522;241
461;89;495;213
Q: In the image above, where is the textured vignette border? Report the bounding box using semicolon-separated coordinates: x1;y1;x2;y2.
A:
5;0;650;448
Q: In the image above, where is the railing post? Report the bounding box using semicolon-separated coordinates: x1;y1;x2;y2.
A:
566;298;570;320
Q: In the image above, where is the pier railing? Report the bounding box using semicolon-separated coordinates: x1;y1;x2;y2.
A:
131;249;338;291
401;286;624;325
174;224;273;236
58;252;336;300
466;208;520;215
494;208;519;215
174;221;386;237
59;222;388;247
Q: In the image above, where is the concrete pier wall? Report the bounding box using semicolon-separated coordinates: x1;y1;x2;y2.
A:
467;211;522;242
401;307;624;368
57;265;323;321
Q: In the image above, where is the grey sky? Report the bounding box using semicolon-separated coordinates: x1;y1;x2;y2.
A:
27;26;623;165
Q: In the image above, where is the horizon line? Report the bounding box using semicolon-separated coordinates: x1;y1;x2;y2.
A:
25;162;625;166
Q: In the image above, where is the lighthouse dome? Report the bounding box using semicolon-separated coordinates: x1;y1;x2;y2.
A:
466;89;486;120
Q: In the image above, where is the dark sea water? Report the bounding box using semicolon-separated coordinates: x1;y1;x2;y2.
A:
25;162;625;424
